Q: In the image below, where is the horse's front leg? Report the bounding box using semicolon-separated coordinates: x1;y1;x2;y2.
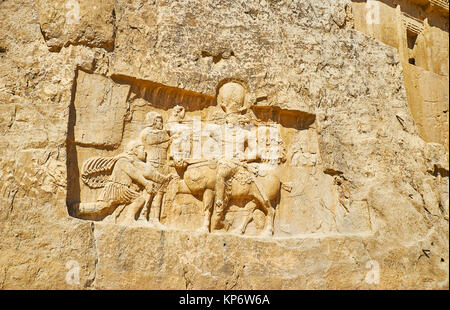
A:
259;202;276;237
164;178;183;209
199;189;214;233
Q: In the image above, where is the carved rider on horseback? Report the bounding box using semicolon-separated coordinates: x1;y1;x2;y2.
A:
214;82;259;212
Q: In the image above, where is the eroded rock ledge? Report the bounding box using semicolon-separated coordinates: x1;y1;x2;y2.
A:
87;223;447;289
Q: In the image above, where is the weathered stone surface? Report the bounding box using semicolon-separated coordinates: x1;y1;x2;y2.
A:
91;223;448;289
0;0;448;290
352;0;449;149
403;64;449;148
36;0;116;52
71;70;130;147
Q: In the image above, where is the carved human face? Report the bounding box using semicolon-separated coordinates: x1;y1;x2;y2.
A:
238;115;250;127
173;106;185;121
218;82;246;114
145;112;163;130
154;115;163;130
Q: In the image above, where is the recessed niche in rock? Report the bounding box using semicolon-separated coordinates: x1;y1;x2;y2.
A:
66;71;371;237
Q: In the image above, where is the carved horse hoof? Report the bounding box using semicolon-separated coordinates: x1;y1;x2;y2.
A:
148;219;166;230
118;219;138;227
198;226;209;234
261;228;273;238
136;218;151;227
238;226;247;235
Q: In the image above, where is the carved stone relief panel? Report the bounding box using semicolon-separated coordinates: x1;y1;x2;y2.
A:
66;71;372;237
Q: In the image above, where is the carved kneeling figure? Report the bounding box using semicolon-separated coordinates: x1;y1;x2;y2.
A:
76;140;172;225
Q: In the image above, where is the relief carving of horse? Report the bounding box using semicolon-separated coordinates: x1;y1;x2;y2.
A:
164;160;288;236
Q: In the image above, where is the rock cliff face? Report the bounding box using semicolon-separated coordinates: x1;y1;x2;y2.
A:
0;0;448;289
352;0;449;150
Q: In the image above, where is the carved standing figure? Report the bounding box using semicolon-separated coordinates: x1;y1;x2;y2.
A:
139;111;173;228
167;105;191;164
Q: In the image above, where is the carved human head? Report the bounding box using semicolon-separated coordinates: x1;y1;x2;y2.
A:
126;140;146;162
217;82;246;114
145;111;164;130
237;114;251;127
172;105;185;122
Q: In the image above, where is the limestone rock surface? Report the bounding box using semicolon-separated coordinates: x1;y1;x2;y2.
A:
0;0;448;289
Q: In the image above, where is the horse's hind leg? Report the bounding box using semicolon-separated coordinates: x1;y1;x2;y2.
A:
238;200;257;235
164;179;190;210
253;191;275;237
199;189;214;233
